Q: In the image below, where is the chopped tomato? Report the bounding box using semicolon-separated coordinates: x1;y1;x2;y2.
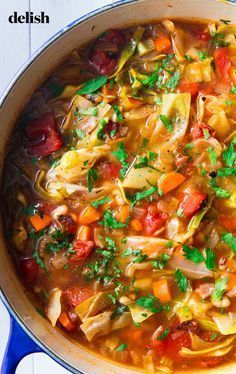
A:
143;205;167;235
100;161;121;180
99;29;126;47
152;330;191;361
25;112;62;157
178;191;207;218
69;239;94;263
19;258;38;283
63;286;93;308
191;26;211;41
105;120;121;139
199;357;222;368
219;215;236;232
89;29;126;75
36;201;56;215
178;82;199;99
191;122;216;139
175;154;188;167
58;215;77;235
215;48;231;85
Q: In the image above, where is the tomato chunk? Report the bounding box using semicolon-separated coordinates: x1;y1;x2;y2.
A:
99;161;121;180
178;82;199;99
152;330;191;361
63;286;93;308
191;122;216;140
25;112;62;157
89;29;126;75
143;205;167;235
69;240;94;263
218;215;236;232
19;258;38;283
178;192;207;218
215;47;231;85
58;215;77;235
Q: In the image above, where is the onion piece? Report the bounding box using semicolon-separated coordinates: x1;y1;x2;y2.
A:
46;288;62;327
169;253;213;279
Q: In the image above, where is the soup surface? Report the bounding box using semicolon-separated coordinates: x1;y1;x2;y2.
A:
3;18;236;372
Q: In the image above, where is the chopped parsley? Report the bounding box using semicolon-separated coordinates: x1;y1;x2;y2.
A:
152;253;170;270
212;277;228;302
100;209;129;229
136;295;170;313
91;196;111;208
159;114;173;133
217;167;236;177
46;229;74;254
198;51;210;60
231;86;236;94
87;167;98;192
116;343;127;352
182;244;204;263
76;75;108;95
78;107;98;116
221;232;236;253
175;269;188;292
113;143;129;179
211;32;229;47
75;128;85;139
209;178;230;198
97;118;107;140
165;71;181;89
222;140;236;167
157;327;170;340
205;247;216;270
208;147;217;165
113;105;123;122
134;186;157;203
122;248;148;263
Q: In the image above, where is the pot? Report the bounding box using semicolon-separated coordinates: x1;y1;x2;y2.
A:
0;0;236;373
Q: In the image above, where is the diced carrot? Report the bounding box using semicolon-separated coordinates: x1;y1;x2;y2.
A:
158;172;185;195
219;215;236;232
58;312;75;331
29;214;52;231
117;205;130;223
101;82;118;102
78;205;101;225
121;97;143;110
77;225;91;241
223;272;236;291
152;278;172;304
130;219;143;232
154;34;171;53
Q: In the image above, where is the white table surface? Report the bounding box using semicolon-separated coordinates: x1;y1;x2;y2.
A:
0;1;113;373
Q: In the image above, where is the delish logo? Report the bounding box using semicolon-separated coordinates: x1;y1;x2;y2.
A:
9;11;49;24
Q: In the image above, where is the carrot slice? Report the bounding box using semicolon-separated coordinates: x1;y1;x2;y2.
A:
78;205;101;225
130;219;143;232
77;225;91;241
219;215;236;232
101;82;118;102
29;214;52;231
58;312;75;331
152;278;172;304
158;172;185;195
117;205;130;223
154;34;171;53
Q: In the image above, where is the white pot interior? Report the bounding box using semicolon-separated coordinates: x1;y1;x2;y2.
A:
1;0;236;373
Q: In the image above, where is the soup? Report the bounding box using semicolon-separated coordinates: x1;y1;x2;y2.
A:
2;18;236;372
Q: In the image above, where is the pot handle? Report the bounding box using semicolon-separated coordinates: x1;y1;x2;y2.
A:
1;316;42;374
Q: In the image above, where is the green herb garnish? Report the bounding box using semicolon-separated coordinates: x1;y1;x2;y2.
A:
76;76;108;95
